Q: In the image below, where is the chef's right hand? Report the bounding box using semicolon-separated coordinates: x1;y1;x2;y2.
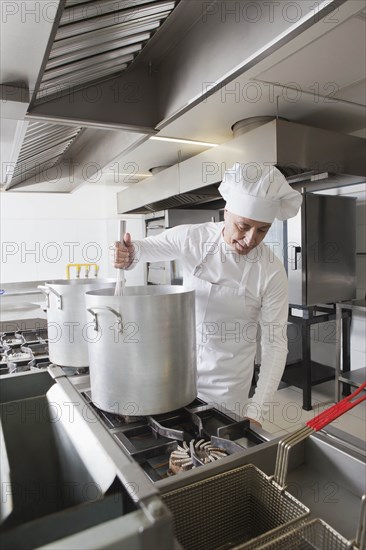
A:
113;233;134;269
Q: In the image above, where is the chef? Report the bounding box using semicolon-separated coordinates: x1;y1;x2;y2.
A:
113;163;302;425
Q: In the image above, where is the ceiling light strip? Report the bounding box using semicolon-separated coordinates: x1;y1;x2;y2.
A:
150;136;219;147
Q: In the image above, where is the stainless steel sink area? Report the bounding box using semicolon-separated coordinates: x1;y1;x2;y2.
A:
284;429;365;541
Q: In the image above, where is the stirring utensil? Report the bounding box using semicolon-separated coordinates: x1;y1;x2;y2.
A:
114;220;126;296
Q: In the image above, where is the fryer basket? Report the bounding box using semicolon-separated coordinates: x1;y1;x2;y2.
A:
162;464;309;550
246;518;353;549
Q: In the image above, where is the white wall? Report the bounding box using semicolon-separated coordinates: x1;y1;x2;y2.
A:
0;183;145;285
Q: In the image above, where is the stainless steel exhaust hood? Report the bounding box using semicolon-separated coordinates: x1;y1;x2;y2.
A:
117;118;366;214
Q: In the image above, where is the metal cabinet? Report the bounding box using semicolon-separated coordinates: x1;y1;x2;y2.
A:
285;192;356;306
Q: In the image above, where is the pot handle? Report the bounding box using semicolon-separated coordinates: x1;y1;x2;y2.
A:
37;285;62;309
87;306;123;333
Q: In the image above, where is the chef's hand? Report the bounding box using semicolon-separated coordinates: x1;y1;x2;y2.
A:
113;233;134;269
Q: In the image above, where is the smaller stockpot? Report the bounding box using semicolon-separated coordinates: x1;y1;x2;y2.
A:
38;279;115;368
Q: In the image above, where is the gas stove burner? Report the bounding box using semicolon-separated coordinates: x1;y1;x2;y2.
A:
168;442;193;475
194;439;229;463
22;343;49;358
168;439;228;475
15;328;48;344
75;367;89;375
60;366;89;377
80;395;265;482
6;351;33;363
119;414;145;423
2;337;24;347
0;344;10;355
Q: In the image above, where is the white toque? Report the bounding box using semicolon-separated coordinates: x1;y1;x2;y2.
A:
218;163;302;223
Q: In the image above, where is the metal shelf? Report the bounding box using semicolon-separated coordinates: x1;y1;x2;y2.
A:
338;367;366;388
285;305;339;411
335;300;366;401
283;360;335;388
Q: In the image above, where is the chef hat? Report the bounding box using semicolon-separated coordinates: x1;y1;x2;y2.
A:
218;163;302;222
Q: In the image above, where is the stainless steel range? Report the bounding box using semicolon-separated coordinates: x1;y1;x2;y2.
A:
84;390;266;483
1;325;269;484
0;327;50;375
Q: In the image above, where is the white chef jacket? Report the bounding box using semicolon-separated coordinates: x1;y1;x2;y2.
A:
131;222;288;421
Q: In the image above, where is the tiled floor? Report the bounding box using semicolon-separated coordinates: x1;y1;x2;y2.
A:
263;381;366;442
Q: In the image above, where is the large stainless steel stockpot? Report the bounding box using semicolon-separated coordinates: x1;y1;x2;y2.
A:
38;279;115;367
85;286;197;416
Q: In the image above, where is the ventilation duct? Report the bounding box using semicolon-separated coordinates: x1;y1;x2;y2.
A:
117;118;366;214
35;0;178;103
6;121;82;189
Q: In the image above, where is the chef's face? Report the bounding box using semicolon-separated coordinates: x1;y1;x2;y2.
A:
223;210;271;255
